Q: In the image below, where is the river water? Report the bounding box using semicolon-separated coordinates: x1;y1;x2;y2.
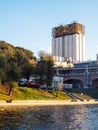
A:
0;104;98;130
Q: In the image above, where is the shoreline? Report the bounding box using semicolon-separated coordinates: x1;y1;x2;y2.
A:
0;100;98;106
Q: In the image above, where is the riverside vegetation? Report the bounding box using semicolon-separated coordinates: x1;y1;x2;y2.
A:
0;41;54;91
0;81;72;100
0;41;69;100
0;41;56;100
0;81;98;100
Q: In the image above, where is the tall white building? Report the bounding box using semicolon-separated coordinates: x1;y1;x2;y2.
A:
52;22;85;63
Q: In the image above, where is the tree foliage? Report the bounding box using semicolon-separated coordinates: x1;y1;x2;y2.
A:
0;41;36;82
37;51;54;88
0;41;55;89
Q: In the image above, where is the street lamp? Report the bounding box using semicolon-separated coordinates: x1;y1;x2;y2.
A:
85;65;89;88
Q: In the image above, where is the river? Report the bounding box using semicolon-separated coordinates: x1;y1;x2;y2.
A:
0;104;98;130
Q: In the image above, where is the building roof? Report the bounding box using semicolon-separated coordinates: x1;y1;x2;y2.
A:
52;22;85;38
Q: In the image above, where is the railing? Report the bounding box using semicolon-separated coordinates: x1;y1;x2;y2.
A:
63;90;84;101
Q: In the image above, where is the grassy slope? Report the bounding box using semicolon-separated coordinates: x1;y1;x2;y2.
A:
1;84;98;100
0;86;72;100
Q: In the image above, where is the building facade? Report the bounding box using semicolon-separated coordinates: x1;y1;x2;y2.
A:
52;22;85;63
55;60;98;88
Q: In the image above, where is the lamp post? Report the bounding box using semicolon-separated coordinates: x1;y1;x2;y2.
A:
85;65;89;88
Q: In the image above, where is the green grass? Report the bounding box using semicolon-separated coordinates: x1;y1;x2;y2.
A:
13;87;72;100
0;84;72;100
1;82;98;100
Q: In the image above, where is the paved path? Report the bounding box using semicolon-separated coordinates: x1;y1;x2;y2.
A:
0;100;98;106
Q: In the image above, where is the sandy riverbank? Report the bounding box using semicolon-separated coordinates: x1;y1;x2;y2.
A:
0;100;98;106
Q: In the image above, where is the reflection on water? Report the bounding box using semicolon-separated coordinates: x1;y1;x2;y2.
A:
0;104;98;130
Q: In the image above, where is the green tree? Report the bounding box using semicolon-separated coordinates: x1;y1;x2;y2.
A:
37;51;54;89
6;62;20;81
21;64;35;79
0;41;36;82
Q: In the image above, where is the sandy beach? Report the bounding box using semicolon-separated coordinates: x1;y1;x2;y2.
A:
0;100;98;106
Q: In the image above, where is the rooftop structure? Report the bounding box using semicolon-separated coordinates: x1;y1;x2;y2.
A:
52;22;85;38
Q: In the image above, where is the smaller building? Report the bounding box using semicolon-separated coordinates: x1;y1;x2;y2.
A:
52;76;63;88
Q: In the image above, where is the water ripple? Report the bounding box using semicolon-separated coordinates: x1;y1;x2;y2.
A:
0;105;98;130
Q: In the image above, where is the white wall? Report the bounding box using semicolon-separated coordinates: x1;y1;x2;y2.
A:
73;34;76;62
58;37;62;62
64;35;68;58
76;34;79;62
82;36;85;61
52;33;85;63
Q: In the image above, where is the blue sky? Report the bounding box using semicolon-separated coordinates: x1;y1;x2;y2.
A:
0;0;98;60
